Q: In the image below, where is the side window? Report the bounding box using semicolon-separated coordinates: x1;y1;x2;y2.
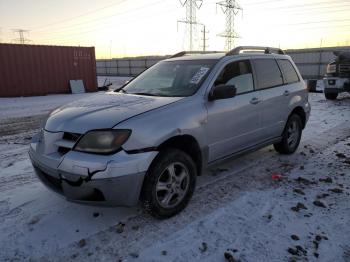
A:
277;59;300;84
214;60;254;95
253;59;283;90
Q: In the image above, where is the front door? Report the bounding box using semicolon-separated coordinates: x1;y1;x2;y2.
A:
206;59;264;162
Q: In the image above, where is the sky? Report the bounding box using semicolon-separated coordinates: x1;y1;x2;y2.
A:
0;0;350;58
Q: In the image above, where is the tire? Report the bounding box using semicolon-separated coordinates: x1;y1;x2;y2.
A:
325;92;338;100
274;114;302;155
140;148;196;219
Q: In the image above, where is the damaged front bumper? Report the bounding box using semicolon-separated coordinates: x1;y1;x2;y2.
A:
29;132;158;206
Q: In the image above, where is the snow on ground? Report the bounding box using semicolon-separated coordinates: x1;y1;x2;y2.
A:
0;76;131;120
0;91;349;262
0;93;94;120
138;139;350;262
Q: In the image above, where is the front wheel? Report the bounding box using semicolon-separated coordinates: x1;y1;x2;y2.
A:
140;148;196;219
325;92;338;100
274;114;302;155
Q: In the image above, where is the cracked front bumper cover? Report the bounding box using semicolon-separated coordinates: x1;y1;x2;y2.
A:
32;162;145;206
29;140;157;206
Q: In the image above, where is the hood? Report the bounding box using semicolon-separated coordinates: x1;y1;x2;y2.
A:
45;92;182;134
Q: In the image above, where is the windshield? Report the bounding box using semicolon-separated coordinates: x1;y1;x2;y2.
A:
123;60;216;97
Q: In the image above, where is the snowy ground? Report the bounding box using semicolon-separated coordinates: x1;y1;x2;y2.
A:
0;89;349;262
0;76;131;121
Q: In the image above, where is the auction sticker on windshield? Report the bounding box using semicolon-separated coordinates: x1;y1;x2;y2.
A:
189;67;210;84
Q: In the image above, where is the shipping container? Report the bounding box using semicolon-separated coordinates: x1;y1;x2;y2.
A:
0;44;97;97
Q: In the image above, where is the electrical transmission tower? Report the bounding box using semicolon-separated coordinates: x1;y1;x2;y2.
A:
177;0;203;51
12;29;31;44
216;0;242;51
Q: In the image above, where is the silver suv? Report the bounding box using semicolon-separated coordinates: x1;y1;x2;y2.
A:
29;46;310;218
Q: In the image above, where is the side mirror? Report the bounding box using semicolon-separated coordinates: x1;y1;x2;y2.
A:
209;84;236;101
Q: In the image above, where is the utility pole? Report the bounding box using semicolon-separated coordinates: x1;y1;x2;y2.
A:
177;0;203;51
12;29;31;44
109;40;112;59
216;0;242;51
200;25;209;51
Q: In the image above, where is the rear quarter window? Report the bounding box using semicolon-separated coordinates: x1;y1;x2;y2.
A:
253;59;283;90
277;59;300;84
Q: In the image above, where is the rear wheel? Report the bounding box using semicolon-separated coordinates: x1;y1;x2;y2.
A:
325;92;338;100
274;114;302;155
140;148;196;219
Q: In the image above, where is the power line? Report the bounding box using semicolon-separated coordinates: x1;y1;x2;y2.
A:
244;0;285;5
253;3;350;17
12;29;31;44
216;0;242;51
244;0;344;6
282;17;350;27
35;2;350;40
282;23;350;31
177;0;203;51
33;0;165;35
284;5;350;17
36;6;177;43
255;1;350;11
31;0;129;31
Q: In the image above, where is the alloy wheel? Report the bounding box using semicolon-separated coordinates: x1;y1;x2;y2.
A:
155;162;190;209
287;120;300;149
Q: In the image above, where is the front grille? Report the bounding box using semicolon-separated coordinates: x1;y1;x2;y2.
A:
58;146;71;155
63;132;81;142
55;132;81;156
339;63;350;77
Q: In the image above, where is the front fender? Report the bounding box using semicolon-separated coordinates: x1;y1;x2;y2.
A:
115;97;208;152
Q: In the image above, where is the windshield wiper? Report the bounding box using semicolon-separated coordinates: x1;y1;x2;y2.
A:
129;92;160;96
114;86;127;93
114;81;131;93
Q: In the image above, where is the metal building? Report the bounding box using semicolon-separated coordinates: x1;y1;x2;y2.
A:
96;46;350;80
286;46;350;79
96;56;166;76
0;44;97;97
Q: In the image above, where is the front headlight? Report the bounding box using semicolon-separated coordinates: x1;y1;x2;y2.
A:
74;129;131;154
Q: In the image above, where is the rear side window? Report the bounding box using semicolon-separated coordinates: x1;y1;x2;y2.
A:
277;59;300;84
253;59;283;89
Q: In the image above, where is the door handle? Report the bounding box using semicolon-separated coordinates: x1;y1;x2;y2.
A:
250;97;260;105
283;90;290;96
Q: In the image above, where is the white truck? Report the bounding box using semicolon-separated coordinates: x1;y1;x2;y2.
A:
323;51;350;100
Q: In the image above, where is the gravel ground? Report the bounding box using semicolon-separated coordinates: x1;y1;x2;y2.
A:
0;92;349;262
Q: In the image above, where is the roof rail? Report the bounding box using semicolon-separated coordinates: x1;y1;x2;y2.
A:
226;46;285;56
169;51;225;58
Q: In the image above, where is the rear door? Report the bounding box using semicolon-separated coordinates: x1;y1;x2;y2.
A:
206;59;265;162
277;58;302;121
252;58;287;139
